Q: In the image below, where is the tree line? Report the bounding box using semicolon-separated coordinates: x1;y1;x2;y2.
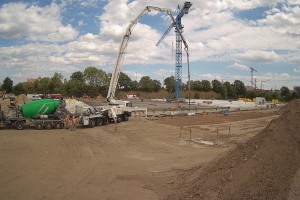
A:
1;66;299;101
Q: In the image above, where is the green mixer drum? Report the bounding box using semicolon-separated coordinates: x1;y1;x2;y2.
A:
21;99;60;118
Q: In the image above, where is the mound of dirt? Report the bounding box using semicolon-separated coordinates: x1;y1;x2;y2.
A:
167;99;300;200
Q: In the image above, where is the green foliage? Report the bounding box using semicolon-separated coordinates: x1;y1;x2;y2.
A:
65;71;86;97
280;86;292;101
50;72;64;94
139;76;161;92
200;80;212;92
194;92;200;99
118;72;132;90
212;79;223;93
2;77;13;93
192;80;201;91
130;81;139;91
272;91;280;100
70;71;84;82
223;81;236;99
84;66;109;97
232;80;246;97
65;79;86;97
13;82;27;95
246;91;257;99
4;66;298;102
34;77;51;94
164;76;175;92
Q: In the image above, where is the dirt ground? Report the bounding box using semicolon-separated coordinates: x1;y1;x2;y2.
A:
1;99;298;200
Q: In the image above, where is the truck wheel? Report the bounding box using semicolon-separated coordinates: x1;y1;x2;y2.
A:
95;118;102;126
89;119;95;128
54;122;63;129
44;122;52;129
123;114;129;121
15;121;25;130
117;115;122;123
35;122;43;130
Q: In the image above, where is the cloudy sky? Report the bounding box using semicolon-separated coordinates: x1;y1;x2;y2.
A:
0;0;299;90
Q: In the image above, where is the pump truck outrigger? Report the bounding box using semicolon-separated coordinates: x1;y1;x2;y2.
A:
104;4;191;122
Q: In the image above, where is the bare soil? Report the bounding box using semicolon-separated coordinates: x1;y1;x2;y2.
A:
165;99;300;200
1;99;298;200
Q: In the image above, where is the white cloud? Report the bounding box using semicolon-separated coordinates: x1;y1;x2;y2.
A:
0;2;78;42
197;73;223;81
122;71;145;81
0;0;300;90
294;67;300;72
234;50;280;63
258;4;300;36
227;63;249;70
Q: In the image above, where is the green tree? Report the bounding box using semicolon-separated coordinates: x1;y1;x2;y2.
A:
280;86;291;101
71;71;85;82
164;76;175;92
139;76;154;92
49;73;64;94
118;72;132;90
2;77;13;93
84;66;109;97
232;80;246;97
200;80;212;92
223;81;236;99
153;80;161;92
272;91;280;100
131;80;139;91
66;71;86;97
34;77;51;94
192;80;202;91
212;79;223;93
13;82;27;95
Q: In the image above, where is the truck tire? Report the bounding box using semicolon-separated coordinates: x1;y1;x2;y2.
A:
123;114;129;121
54;121;63;129
15;121;25;130
35;122;43;130
89;119;95;128
117;115;122;123
44;122;52;129
95;118;102;126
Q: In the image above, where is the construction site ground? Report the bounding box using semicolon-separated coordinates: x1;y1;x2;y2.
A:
0;99;299;200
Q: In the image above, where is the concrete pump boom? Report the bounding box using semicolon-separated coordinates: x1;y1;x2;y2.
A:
107;5;190;103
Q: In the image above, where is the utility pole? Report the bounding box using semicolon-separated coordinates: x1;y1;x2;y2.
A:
250;67;257;91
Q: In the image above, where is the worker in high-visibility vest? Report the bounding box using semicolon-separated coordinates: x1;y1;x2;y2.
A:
64;115;69;130
71;116;77;131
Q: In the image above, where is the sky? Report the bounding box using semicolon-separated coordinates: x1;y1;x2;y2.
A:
0;0;300;90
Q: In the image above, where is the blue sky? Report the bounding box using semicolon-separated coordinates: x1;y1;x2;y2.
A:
0;0;299;90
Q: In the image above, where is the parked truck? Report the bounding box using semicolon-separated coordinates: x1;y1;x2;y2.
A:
0;99;66;130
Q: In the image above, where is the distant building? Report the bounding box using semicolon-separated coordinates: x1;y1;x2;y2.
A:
26;78;36;83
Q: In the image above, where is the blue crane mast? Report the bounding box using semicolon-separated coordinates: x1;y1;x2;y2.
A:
156;2;192;100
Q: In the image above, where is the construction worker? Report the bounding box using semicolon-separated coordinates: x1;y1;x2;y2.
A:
71;116;77;131
64;115;69;130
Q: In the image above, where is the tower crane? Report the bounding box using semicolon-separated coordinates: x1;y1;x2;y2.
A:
156;2;192;100
107;5;190;104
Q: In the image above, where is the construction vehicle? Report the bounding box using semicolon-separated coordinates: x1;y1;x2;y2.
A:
65;99;108;127
0;99;67;130
0;98;113;130
9;95;17;106
105;4;191;120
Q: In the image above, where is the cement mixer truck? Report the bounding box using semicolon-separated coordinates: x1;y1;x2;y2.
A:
0;99;67;130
